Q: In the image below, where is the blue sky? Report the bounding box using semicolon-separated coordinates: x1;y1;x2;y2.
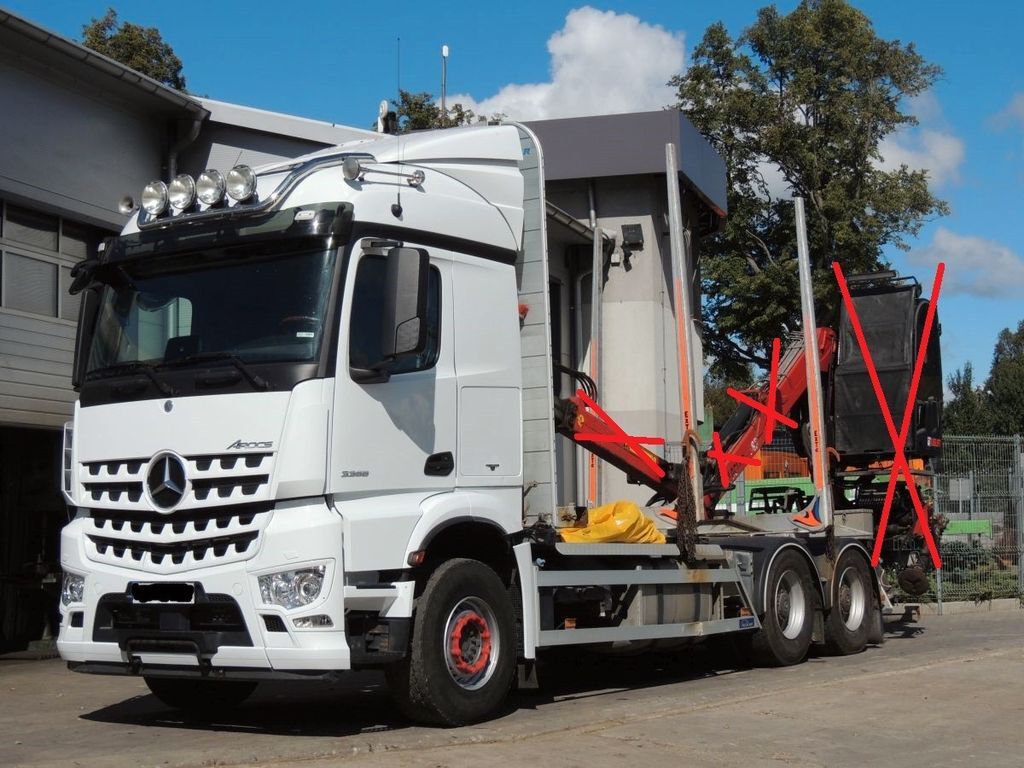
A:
6;0;1024;387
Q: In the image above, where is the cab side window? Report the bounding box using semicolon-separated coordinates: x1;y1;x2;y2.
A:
349;255;441;375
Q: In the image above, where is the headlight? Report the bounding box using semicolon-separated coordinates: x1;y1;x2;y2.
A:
61;572;84;606
141;181;168;215
258;565;325;609
196;169;225;205
226;165;257;201
168;174;196;210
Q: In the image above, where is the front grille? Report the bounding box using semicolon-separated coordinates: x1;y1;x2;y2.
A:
93;592;253;651
80;452;273;512
84;504;271;574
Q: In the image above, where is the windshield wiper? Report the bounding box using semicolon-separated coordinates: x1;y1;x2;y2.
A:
160;352;271;391
86;361;175;396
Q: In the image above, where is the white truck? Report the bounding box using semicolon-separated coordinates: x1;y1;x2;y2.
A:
56;114;933;725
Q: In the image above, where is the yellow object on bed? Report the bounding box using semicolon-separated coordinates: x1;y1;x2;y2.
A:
559;500;666;544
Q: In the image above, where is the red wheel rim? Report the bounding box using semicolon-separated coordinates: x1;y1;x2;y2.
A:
449;612;491;675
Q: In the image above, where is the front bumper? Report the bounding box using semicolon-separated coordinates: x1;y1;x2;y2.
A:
57;498;413;675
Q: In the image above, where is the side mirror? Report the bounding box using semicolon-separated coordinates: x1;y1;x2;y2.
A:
381;247;428;360
72;288;99;389
68;258;99;295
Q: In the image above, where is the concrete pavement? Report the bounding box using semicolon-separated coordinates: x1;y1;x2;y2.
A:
2;610;1022;768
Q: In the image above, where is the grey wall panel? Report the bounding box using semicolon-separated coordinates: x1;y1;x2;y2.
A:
0;311;74;426
525;111;727;215
1;364;73;390
1;354;70;379
0;57;165;229
0;310;75;340
182;125;332;176
4;254;57;316
0;406;64;429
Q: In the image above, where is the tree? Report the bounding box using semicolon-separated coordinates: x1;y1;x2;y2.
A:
393;90;440;131
944;362;991;435
82;8;186;91
704;365;754;430
983;321;1024;435
392;90;477;132
671;0;947;378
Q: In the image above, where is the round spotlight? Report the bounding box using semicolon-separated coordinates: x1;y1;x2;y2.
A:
226;165;257;201
118;195;138;215
196;169;226;206
342;156;363;181
168;174;196;211
141;181;168;216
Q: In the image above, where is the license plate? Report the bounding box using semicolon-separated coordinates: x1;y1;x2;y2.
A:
130;582;195;604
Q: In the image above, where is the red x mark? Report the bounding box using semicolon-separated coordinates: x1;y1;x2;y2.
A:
708;431;760;489
709;336;795;489
834;261;944;568
725;337;798;438
574;389;666;480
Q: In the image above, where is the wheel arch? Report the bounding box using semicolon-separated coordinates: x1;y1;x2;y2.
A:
416;517;514;585
759;541;826;616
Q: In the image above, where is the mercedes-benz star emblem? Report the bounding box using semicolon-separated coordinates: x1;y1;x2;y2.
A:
147;453;187;510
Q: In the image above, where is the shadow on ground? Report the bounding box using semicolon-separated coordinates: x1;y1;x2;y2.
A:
79;621;922;736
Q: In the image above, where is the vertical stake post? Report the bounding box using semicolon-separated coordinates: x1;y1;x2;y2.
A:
793;197;832;529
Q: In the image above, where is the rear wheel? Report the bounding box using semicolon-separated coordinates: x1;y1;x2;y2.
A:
144;677;257;715
824;551;873;655
386;558;515;726
748;548;816;666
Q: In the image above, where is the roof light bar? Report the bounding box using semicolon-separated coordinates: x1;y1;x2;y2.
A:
168;174;197;211
226;165;257;202
196;170;226;206
141;181;168;216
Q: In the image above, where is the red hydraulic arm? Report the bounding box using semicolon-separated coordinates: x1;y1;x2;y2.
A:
553;391;681;503
702;328;837;513
551;328;836;509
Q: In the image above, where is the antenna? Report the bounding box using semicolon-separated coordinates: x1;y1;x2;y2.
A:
393;37;403;218
441;44;449;127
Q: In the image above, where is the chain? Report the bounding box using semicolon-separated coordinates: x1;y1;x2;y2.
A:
825;523;836;563
674;455;699;564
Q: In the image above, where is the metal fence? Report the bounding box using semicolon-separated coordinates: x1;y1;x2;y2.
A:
929;435;1023;606
690;431;1024;607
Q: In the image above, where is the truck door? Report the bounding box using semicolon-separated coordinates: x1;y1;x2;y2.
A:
331;242;456;498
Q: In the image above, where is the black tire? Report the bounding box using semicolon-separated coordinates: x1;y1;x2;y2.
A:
748;548;816;667
866;596;885;646
824;551;873;655
144;677;257;715
386;558;516;726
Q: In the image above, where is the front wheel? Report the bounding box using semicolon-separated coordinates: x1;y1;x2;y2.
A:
386;558;516;726
144;677;257;715
824;551;873;655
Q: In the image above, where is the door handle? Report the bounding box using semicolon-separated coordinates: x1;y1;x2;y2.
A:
424;451;454;477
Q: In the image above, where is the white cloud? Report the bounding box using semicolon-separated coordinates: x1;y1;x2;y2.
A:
756;159;792;200
878;92;964;188
991;92;1024;129
449;7;684;121
908;227;1024;298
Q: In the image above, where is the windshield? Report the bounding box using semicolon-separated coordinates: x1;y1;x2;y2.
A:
86;246;337;377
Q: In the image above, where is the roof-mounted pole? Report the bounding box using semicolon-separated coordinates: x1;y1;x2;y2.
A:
440;45;449;126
